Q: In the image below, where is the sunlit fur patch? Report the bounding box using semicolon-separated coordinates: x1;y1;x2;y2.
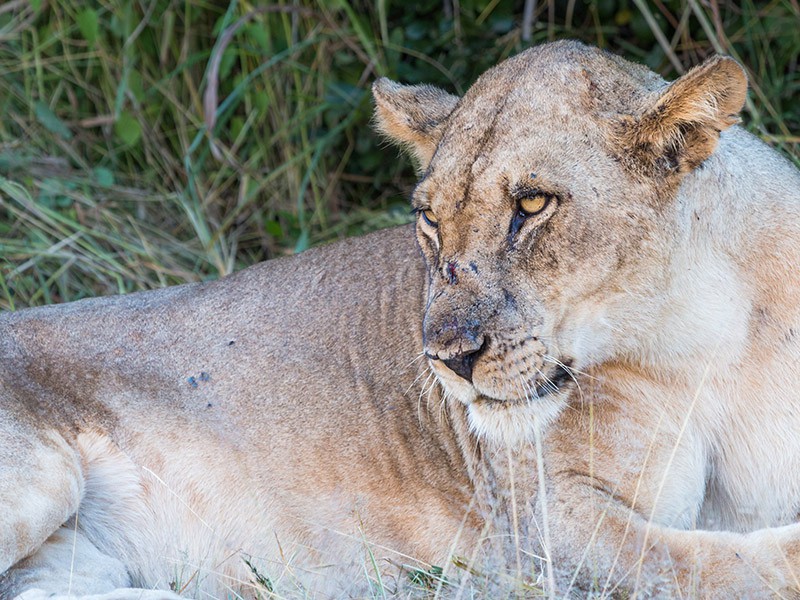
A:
466;392;569;447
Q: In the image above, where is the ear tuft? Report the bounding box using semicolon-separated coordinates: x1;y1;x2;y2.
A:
372;78;459;170
619;55;748;176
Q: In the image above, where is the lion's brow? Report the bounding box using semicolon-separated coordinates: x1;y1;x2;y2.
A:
411;183;429;209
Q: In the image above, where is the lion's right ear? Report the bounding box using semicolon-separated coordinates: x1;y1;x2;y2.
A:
616;55;748;176
372;78;459;170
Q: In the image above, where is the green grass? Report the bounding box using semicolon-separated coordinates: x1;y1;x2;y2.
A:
1;0;798;309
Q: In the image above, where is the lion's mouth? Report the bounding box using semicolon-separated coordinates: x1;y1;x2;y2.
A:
532;363;573;397
472;362;575;406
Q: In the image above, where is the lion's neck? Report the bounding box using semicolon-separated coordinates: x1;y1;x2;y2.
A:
441;392;545;576
581;128;800;503
611;128;800;383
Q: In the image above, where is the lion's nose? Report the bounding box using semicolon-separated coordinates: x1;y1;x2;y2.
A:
442;353;478;383
437;340;487;383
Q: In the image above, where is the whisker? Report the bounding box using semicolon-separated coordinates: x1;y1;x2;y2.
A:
404;355;433;396
404;350;428;370
535;368;560;396
542;354;596;382
520;376;539;401
425;372;440;415
543;354;587;407
439;387;451;423
416;369;436;425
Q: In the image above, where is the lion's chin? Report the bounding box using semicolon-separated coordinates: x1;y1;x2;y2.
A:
466;392;568;447
431;362;573;446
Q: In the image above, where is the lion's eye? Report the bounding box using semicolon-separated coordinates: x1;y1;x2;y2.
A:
420;209;438;227
518;194;549;216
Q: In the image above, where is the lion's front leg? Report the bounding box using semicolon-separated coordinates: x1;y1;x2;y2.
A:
532;382;800;598
543;443;800;598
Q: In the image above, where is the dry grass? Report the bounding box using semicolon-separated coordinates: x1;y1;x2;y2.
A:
1;0;797;309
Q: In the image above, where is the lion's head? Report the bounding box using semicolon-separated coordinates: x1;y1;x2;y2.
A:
373;41;747;444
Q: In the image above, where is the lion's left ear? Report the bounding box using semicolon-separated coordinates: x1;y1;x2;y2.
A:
619;55;748;175
372;78;459;171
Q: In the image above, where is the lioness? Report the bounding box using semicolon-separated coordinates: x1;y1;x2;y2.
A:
2;40;800;599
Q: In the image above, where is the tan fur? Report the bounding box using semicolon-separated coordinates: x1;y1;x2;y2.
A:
2;40;800;599
374;40;800;596
373;79;459;169
1;228;501;599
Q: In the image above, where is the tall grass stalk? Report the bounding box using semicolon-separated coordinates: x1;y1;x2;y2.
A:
0;0;797;309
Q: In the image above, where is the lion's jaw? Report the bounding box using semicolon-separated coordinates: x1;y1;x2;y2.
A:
429;340;574;446
374;40;750;445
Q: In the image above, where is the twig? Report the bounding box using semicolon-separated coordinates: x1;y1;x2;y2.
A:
631;0;684;73
203;5;317;161
522;0;537;42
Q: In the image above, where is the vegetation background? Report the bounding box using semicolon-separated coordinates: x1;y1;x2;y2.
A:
0;0;797;310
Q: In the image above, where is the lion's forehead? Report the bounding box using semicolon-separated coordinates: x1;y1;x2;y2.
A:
420;43;669;225
424;112;610;217
449;42;663;124
430;91;624;196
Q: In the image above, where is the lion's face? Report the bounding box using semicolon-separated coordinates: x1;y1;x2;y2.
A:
373;41;747;443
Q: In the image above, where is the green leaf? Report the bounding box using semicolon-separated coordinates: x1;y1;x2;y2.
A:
128;69;144;101
244;23;269;51
253;92;268;114
34;102;73;140
114;112;141;145
77;8;99;45
30;0;42;11
230;116;244;140
93;167;115;187
264;220;282;239
55;195;73;208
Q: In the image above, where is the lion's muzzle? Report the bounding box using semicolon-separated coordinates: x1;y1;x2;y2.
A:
423;292;488;384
